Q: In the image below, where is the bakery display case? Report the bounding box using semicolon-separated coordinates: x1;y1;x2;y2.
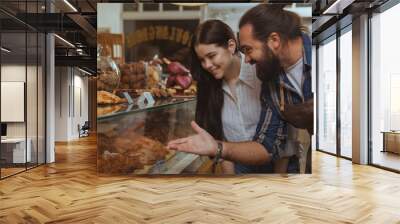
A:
97;99;211;175
96;15;205;175
96;19;199;107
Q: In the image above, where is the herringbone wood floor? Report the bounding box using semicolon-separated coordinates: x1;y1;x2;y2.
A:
1;135;400;223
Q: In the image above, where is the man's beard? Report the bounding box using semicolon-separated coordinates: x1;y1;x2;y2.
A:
255;45;283;83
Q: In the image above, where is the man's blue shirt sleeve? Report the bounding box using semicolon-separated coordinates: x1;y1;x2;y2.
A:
253;89;287;162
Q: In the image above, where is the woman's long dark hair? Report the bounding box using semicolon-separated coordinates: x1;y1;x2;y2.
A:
190;20;237;141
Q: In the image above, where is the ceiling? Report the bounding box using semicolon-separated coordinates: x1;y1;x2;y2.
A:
8;0;386;72
0;0;99;73
0;0;315;74
312;0;390;44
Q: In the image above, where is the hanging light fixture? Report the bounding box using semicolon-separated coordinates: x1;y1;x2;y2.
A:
63;0;78;12
78;67;93;76
323;0;355;15
1;47;11;53
54;34;75;48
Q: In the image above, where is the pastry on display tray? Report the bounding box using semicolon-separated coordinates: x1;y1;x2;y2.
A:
119;62;147;90
98;128;174;174
149;87;169;98
168;84;197;98
97;104;127;116
97;50;121;92
147;86;195;99
135;87;171;99
97;70;120;92
97;90;127;105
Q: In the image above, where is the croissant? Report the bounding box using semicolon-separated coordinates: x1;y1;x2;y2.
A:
97;90;127;104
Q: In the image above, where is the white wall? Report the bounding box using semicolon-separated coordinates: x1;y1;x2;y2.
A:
1;65;31;138
1;65;26;140
55;67;69;141
55;67;89;141
1;64;46;164
1;65;26;81
97;3;123;33
72;74;89;138
206;4;257;32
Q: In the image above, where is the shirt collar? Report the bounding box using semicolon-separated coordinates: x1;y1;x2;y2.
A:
222;53;258;94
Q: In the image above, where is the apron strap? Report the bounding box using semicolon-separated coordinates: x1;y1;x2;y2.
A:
280;84;285;112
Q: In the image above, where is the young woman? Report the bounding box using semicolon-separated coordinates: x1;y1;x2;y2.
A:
190;20;262;174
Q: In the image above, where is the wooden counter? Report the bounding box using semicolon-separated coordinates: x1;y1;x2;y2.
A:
382;131;400;154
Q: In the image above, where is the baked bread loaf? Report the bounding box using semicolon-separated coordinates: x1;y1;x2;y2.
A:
146;65;160;88
97;90;127;104
97;70;120;92
97;104;126;116
119;62;147;90
98;128;170;174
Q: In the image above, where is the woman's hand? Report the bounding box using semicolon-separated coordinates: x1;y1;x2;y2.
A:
167;121;218;156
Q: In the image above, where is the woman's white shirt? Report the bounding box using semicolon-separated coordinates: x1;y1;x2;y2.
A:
221;54;262;142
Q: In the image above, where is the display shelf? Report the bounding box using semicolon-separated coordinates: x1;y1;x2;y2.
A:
97;97;195;120
97;99;208;174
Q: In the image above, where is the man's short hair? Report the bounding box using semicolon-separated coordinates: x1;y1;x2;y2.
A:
239;4;305;42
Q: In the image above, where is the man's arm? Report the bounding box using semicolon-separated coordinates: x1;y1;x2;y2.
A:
222;141;271;166
281;98;313;134
167;121;271;165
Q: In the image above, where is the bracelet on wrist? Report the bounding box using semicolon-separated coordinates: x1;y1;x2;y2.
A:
211;141;223;173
